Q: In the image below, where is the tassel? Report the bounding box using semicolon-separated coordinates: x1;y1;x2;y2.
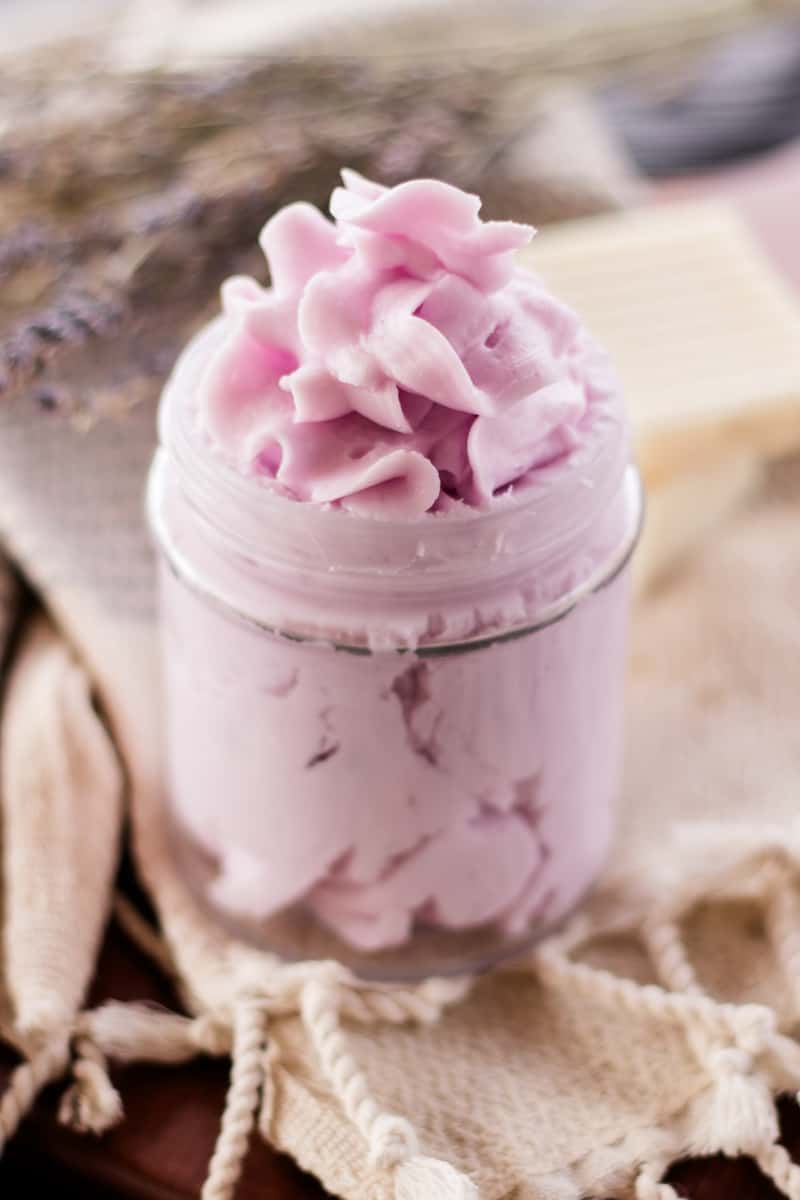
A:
58;1039;124;1135
300;977;477;1198
394;1154;478;1200
635;1166;681;1200
689;1047;778;1157
83;1001;230;1064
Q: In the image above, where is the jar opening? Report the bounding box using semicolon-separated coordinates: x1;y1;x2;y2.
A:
152;319;639;651
148;454;643;654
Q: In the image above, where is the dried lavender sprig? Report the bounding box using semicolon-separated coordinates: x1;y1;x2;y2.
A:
0;289;129;397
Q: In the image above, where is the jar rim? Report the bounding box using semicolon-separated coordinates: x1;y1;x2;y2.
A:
148;454;643;654
153;317;639;650
159;317;632;582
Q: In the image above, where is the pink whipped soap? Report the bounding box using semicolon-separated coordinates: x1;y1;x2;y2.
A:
154;170;637;961
197;168;605;516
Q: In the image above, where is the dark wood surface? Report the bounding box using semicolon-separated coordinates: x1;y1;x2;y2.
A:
0;921;799;1198
0;924;325;1200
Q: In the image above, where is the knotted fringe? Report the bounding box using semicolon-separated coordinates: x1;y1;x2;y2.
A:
79;1001;231;1063
202;998;270;1200
640;912;779;1157
520;830;800;1198
58;1034;124;1134
7;831;800;1198
0;972;473;1197
299;972;477;1199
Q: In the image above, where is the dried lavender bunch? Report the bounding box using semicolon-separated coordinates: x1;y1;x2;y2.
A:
0;36;650;412
0;56;524;407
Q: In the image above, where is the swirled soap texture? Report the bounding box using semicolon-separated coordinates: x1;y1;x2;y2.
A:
159;171;634;954
197;169;613;517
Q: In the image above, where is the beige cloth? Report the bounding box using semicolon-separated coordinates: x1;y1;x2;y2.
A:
1;360;800;1195
3;374;800;1200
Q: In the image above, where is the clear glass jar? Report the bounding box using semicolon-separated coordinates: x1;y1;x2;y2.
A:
148;325;642;980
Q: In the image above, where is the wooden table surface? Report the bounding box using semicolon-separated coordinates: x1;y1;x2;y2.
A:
0;918;799;1199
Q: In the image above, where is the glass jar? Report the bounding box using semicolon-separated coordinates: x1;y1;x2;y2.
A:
148;323;642;980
